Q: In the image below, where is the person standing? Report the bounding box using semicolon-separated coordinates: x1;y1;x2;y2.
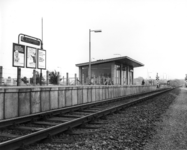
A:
142;79;145;85
91;77;94;85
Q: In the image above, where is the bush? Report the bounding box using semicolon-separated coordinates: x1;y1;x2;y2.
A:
49;70;61;84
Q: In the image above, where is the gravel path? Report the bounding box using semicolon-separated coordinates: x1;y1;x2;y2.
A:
28;89;178;150
144;87;187;150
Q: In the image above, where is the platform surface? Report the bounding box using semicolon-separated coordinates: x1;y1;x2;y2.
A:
144;87;187;150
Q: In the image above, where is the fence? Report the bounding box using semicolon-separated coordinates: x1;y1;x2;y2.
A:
0;66;162;86
0;66;82;86
0;66;116;86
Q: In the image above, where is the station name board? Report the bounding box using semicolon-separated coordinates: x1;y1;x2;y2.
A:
21;36;40;46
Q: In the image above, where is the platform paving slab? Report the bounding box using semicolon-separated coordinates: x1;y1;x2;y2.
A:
65;87;72;106
5;89;18;119
58;87;66;108
19;88;31;116
40;88;50;112
31;88;40;114
50;87;58;110
0;89;4;120
72;87;78;105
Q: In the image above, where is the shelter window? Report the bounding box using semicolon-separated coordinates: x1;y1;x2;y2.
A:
115;64;120;85
81;66;88;84
81;63;112;85
91;63;112;85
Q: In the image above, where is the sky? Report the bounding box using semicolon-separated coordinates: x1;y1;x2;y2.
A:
1;0;187;80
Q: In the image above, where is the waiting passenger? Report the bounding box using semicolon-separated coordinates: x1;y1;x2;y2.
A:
106;77;110;85
142;79;145;85
157;83;160;88
90;77;94;85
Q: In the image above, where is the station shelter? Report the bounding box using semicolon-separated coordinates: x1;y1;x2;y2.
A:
76;56;144;85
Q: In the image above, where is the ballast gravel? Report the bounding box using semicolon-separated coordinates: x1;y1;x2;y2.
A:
28;88;179;150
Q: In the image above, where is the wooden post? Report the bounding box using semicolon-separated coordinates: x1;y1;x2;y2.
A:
40;69;42;85
17;67;21;86
62;76;64;85
33;70;36;86
0;66;2;86
93;75;95;85
57;72;60;85
75;73;77;85
82;74;84;85
46;70;49;85
66;73;69;85
132;68;134;85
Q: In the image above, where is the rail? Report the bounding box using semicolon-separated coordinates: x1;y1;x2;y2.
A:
0;88;172;150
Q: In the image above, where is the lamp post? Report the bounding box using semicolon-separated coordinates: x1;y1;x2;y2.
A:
89;29;102;84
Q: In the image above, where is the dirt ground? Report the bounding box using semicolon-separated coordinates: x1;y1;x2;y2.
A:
144;87;187;150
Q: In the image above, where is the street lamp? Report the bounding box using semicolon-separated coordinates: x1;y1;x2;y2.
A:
114;54;121;57
89;29;102;84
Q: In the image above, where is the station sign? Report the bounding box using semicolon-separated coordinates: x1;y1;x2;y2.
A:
37;49;46;69
26;46;37;68
12;43;25;67
21;36;40;46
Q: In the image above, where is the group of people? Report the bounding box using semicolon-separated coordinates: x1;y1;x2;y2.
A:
89;76;113;85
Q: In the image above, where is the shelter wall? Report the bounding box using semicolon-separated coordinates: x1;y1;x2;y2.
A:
79;62;135;85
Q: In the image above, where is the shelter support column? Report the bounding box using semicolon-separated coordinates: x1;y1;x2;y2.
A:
120;64;122;85
132;68;134;85
126;66;129;85
0;66;2;86
111;64;115;85
79;67;82;84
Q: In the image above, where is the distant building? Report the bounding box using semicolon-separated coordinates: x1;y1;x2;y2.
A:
76;56;144;85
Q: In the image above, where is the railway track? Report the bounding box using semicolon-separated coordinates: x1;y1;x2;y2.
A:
0;88;172;150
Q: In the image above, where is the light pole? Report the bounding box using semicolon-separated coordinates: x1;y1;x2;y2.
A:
89;29;102;84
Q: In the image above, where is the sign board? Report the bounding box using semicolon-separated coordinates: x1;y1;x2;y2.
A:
21;36;40;46
37;49;46;69
12;43;25;67
26;46;37;68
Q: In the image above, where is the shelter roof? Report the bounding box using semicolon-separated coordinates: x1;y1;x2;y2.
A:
76;56;144;68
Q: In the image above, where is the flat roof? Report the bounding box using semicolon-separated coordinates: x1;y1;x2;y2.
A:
76;56;144;68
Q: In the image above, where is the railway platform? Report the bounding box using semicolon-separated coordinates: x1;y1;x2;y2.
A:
0;85;161;120
144;87;187;150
